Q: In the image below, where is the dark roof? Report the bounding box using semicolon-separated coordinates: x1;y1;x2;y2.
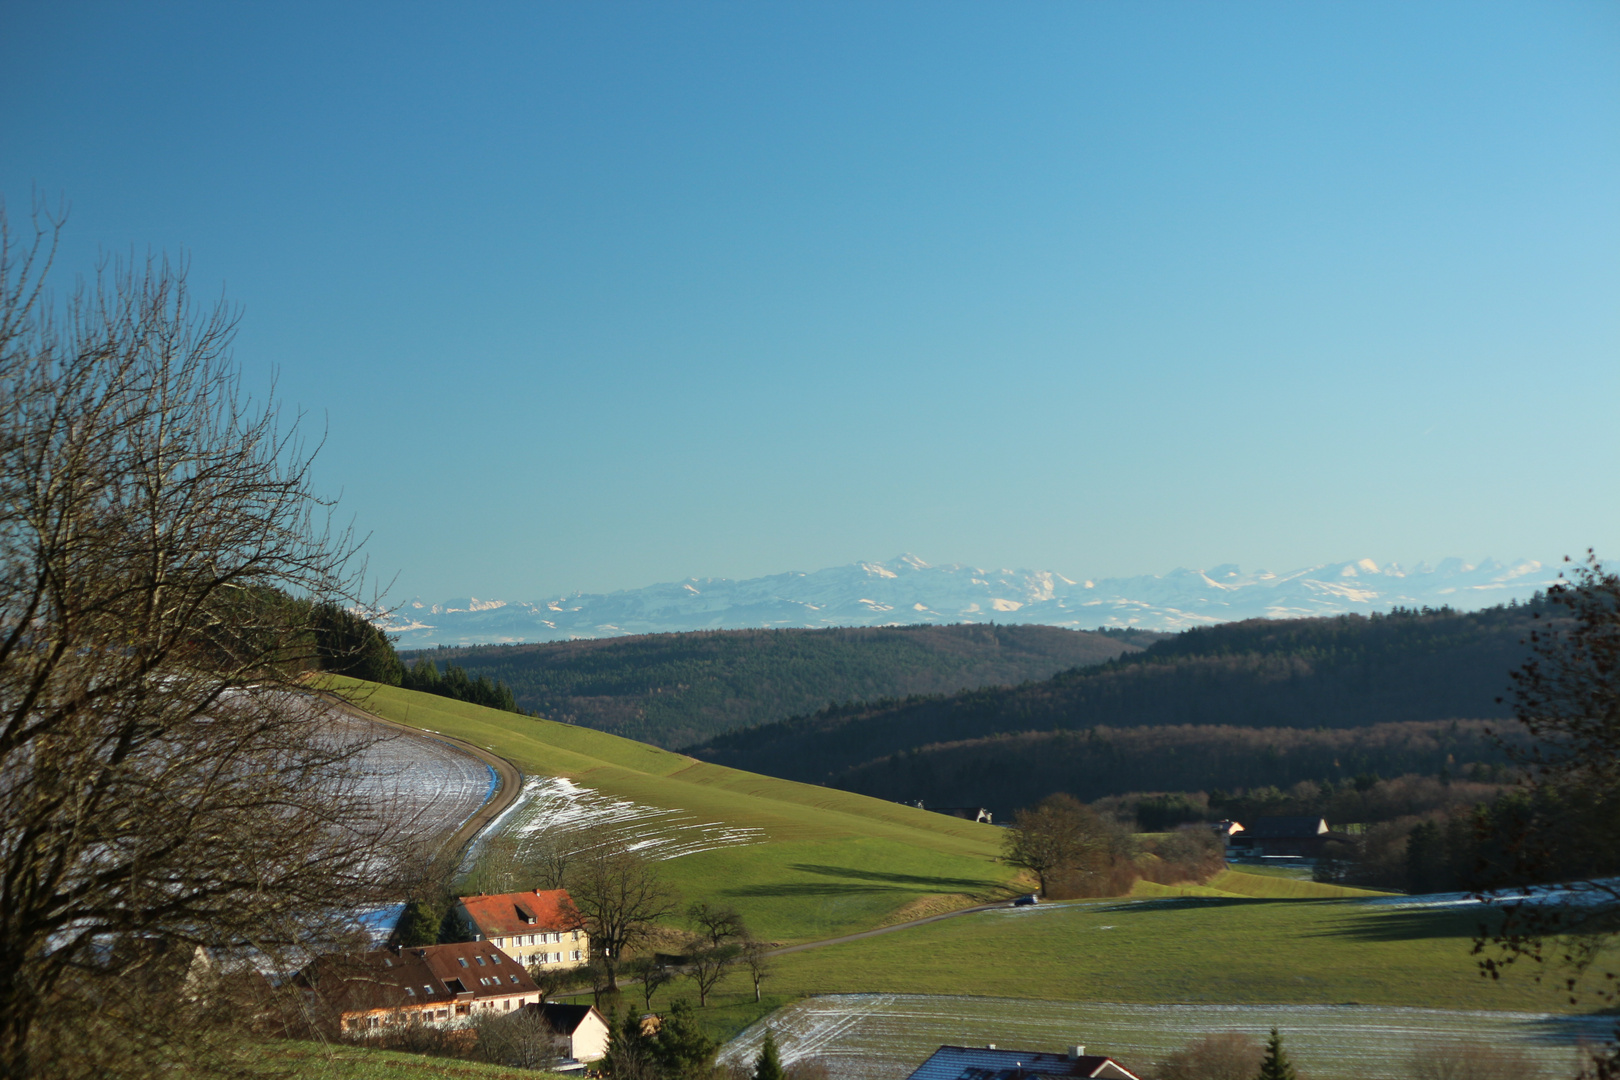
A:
906;1046;1140;1080
1238;816;1328;839
529;1002;605;1035
302;941;538;1016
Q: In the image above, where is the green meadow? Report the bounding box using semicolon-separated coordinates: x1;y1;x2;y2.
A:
341;680;1016;942
342;681;1611;1034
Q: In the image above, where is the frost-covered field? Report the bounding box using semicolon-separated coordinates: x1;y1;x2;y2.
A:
327;710;496;842
490;775;765;860
719;995;1611;1080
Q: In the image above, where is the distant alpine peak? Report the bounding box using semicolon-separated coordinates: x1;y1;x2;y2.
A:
380;553;1563;649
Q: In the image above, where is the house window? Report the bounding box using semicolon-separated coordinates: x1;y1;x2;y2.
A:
571;950;582;961
504;1000;511;1011
405;987;416;997
492;953;502;964
495;937;504;948
476;956;486;966
458;958;469;968
455;1005;469;1016
509;975;519;984
423;986;434;995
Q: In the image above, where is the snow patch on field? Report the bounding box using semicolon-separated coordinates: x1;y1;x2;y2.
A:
497;775;765;861
719;995;1612;1080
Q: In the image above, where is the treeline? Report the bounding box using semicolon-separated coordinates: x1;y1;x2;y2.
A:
687;604;1542;793
827;720;1518;816
1093;772;1515;832
401;656;520;713
1315;782;1620;894
403;623;1151;747
303;602;523;714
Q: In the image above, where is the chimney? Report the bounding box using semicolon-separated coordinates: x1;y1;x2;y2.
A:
1068;1046;1085;1060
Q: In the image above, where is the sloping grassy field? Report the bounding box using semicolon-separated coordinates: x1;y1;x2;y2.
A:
745;892;1590;1013
338;680;1016;942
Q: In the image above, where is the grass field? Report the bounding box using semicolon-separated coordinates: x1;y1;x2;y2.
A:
263;1041;564;1079
339;680;1018;941
715;995;1611;1080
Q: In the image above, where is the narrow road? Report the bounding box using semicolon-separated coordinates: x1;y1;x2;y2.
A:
315;688;525;859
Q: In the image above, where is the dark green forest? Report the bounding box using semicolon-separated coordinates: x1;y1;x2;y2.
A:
399;623;1154;747
687;603;1545;807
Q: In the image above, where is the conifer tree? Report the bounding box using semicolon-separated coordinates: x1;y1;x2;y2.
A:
753;1027;784;1080
1253;1028;1296;1080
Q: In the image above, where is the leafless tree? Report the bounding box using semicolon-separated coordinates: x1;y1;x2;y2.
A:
685;943;739;1007
625;954;674;1013
1152;1033;1264;1080
0;203;414;1078
1476;554;1620;1008
687;901;746;948
739;938;773;1004
566;836;679;991
1405;1042;1545;1080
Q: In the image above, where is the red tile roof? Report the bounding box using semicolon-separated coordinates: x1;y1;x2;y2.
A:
458;889;582;939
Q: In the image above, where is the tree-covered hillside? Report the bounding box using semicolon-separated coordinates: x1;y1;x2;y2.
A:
686;603;1542;807
400;623;1154;747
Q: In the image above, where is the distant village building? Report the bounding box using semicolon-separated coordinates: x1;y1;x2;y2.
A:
1224;815;1351;862
452;888;590;969
906;1045;1142;1080
300;941;541;1032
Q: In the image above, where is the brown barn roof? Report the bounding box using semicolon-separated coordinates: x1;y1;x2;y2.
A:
303;941;539;1016
459;889;582;938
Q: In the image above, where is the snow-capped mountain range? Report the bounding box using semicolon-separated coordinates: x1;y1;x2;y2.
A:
379;554;1564;649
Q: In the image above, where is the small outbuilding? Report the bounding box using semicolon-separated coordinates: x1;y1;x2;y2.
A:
525;1001;610;1063
905;1044;1142;1080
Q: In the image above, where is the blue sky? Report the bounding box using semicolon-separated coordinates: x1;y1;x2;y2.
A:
3;1;1616;602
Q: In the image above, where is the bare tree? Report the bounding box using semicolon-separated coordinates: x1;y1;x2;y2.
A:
1476;553;1620;1011
688;901;746;947
685;943;739;1007
1152;1033;1264;1080
625;954;674;1013
565;835;679;991
0;205;412;1078
1405;1042;1545;1080
740;938;773;1004
1001;793;1116;897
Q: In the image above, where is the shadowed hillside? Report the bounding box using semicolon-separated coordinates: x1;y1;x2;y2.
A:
686;603;1542;807
402;623;1158;747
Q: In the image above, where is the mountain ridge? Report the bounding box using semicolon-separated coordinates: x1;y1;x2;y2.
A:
380;553;1562;648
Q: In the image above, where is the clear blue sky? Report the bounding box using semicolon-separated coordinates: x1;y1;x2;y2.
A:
3;1;1616;602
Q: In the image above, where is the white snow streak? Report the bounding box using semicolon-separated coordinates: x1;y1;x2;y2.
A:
497;775;765;861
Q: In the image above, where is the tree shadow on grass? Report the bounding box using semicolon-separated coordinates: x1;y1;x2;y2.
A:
788;863;997;890
721;863;998;899
1307;905;1502;942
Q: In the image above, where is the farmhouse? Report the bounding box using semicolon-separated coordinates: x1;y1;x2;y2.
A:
906;1045;1142;1080
453;888;590;969
301;941;542;1032
525;1002;610;1064
1224;815;1351;861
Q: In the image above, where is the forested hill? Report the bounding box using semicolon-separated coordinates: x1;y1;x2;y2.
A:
400;623;1156;748
684;603;1544;806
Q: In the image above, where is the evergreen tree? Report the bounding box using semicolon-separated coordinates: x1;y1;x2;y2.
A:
1253;1028;1297;1080
603;1008;658;1080
753;1027;784;1080
394;899;443;946
652;1000;717;1080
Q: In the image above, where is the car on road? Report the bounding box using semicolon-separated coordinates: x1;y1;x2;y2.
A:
1012;894;1038;907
